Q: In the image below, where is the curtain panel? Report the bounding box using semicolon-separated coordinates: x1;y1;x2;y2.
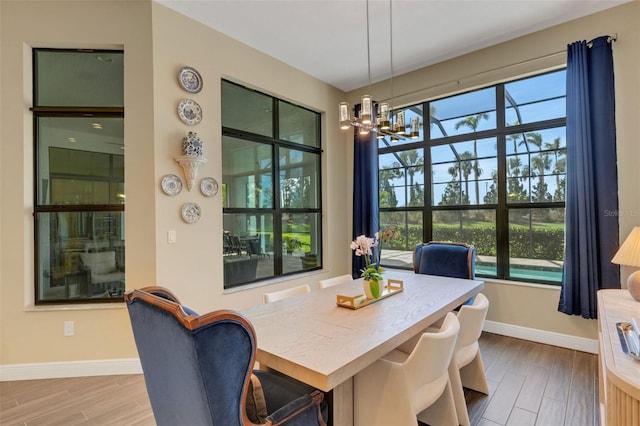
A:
559;36;620;319
352;104;379;278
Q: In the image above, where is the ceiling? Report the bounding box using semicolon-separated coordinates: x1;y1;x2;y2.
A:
155;0;630;92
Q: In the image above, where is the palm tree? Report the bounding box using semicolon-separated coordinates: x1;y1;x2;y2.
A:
379;166;402;207
531;153;552;201
455;113;488;203
544;137;566;200
508;156;522;178
520;131;543;151
522;132;552;201
393;150;424;206
459;151;474;202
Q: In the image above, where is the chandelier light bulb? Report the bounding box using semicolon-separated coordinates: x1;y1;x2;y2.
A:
379;103;390;130
361;95;373;125
339;102;351;129
396;111;405;135
410;117;420;139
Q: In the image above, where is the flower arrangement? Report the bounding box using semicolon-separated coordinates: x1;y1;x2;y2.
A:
351;228;396;298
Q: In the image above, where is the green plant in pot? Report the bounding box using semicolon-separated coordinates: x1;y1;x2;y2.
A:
350;229;396;299
284;235;306;255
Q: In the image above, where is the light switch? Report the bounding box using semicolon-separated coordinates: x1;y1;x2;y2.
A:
64;321;74;336
168;230;177;244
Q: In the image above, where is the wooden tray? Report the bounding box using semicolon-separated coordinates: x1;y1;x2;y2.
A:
336;279;404;310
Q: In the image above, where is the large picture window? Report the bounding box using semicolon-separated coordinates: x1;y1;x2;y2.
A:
378;70;566;284
222;80;322;288
33;49;125;303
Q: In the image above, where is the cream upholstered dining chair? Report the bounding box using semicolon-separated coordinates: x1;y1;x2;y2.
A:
354;312;460;426
317;274;352;289
263;284;311;304
449;292;490;426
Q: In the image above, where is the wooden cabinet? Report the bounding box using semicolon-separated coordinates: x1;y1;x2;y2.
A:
597;290;640;426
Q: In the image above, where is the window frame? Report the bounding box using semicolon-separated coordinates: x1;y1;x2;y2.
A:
221;80;323;287
32;48;125;305
378;70;566;285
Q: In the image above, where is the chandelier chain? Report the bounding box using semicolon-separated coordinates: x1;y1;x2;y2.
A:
366;0;372;90
389;0;394;111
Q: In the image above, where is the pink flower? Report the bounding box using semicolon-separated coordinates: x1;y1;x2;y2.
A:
350;228;396;280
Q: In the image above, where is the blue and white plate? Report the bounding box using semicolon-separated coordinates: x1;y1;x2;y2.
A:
178;66;203;93
161;174;183;196
200;177;219;197
178;99;202;126
181;202;201;224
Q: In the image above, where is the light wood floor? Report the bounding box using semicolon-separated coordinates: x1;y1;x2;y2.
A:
0;333;598;426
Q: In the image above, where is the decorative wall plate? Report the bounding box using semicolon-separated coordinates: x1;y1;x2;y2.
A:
181;202;201;224
178;99;202;126
178;66;203;93
200;177;219;197
161;174;183;196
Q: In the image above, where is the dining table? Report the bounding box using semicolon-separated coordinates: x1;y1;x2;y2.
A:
241;269;485;425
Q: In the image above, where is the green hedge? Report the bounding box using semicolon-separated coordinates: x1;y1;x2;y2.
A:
384;225;564;260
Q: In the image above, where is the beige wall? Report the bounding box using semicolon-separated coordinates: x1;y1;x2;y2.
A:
345;1;640;340
148;3;348;313
0;0;347;365
1;0;157;364
1;0;638;367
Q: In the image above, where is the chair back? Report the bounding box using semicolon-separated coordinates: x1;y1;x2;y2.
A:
318;274;353;289
404;312;460;393
126;287;256;426
263;284;311;304
456;293;489;351
413;241;476;279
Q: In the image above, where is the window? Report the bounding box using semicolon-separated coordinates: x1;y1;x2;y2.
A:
378;70;566;284
33;49;125;303
221;80;322;288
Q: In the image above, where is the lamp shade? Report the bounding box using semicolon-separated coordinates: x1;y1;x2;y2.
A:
612;227;640;302
612;227;640;267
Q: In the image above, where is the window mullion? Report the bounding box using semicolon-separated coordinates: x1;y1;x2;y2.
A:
424;102;433;242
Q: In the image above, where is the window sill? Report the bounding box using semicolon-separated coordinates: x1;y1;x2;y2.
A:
384;267;561;291
24;302;125;312
223;269;326;294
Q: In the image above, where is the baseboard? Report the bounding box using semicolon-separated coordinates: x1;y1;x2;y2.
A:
1;322;598;381
0;358;142;382
484;320;598;354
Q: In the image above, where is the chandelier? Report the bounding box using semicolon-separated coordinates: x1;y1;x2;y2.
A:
338;0;420;141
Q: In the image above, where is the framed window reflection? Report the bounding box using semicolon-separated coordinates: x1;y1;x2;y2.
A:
222;80;322;288
33;48;124;304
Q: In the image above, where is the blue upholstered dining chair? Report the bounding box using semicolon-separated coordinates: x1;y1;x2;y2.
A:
126;286;328;426
413;241;477;307
413;241;476;279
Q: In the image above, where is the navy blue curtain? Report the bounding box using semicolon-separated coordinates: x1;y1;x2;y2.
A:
559;36;620;319
352;104;379;278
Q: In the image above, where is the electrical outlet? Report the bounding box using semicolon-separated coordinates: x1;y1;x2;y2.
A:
64;321;74;336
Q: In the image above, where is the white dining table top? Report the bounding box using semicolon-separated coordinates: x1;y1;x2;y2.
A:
241;270;484;392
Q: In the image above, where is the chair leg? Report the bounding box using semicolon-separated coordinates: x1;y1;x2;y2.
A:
417;380;458;426
460;352;489;395
448;362;470;426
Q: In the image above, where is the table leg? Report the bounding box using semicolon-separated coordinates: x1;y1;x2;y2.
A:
331;377;354;426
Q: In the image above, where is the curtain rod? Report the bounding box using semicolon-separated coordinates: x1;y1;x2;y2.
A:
381;49;565;103
587;33;618;47
381;33;618;104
